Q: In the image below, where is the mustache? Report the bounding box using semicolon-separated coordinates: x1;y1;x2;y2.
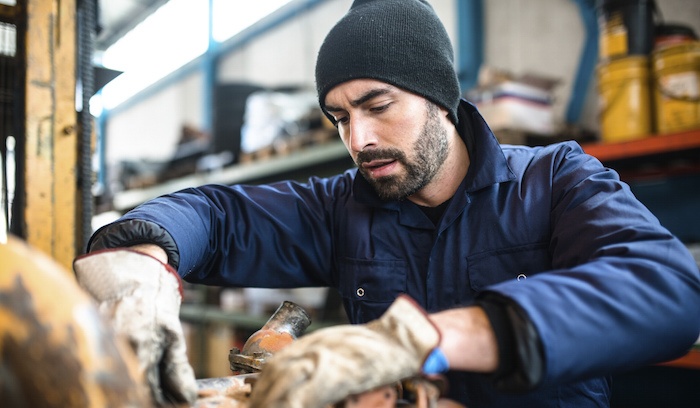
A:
356;148;406;165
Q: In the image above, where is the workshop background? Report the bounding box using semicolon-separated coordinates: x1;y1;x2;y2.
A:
1;0;699;406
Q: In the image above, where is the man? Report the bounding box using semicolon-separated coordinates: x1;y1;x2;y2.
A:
73;0;700;407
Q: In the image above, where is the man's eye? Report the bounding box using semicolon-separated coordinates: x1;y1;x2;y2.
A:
370;103;390;113
335;116;349;125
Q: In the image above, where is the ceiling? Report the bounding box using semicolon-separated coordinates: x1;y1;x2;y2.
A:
96;0;169;52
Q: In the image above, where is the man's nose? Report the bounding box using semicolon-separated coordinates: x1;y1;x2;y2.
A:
348;117;377;153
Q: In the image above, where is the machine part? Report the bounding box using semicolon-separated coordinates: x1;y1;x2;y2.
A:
0;235;151;407
400;378;440;408
229;300;311;373
341;383;399;408
193;374;255;408
335;378;446;408
192;376;463;408
211;299;464;407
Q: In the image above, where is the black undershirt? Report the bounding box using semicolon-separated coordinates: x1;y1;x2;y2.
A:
417;199;452;225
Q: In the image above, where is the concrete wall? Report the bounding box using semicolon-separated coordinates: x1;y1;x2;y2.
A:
106;70;203;163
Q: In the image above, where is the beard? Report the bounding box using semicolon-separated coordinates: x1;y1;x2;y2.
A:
356;102;449;201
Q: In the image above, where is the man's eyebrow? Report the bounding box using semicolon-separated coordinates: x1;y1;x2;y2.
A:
325;88;393;112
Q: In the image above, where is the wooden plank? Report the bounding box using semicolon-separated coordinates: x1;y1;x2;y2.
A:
24;0;77;270
24;0;56;257
53;0;78;268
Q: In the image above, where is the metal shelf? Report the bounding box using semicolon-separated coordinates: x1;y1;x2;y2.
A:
581;128;700;162
113;141;349;211
580;128;700;181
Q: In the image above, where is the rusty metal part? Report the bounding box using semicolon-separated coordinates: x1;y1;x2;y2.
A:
229;300;311;373
401;378;440;408
196;373;257;396
342;384;399;408
193;374;256;408
191;375;466;408
435;399;468;408
408;379;439;408
208;301;466;407
0;235;151;407
331;378;463;408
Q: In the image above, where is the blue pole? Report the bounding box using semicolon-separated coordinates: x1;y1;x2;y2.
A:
457;0;484;94
202;0;218;134
566;0;599;125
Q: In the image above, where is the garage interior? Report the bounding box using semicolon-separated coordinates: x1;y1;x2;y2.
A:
1;0;699;406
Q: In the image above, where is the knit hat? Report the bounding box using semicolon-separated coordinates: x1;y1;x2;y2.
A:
315;0;461;124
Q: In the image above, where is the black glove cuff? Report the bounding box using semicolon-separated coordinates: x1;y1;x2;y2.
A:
476;296;517;377
476;292;544;392
88;219;180;269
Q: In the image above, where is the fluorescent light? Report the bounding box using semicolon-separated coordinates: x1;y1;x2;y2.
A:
99;0;208;110
212;0;292;43
95;0;293;112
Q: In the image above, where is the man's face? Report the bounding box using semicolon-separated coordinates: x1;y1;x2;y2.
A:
324;79;450;201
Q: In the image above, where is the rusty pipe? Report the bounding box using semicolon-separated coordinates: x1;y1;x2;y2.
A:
228;300;311;373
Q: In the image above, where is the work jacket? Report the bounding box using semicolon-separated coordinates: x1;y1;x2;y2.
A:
91;100;700;407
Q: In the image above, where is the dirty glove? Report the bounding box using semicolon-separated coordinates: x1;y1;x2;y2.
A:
248;294;441;408
73;248;197;405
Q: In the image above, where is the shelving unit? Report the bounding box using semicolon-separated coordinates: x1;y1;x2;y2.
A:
660;347;700;370
580;129;700;180
581;129;700;162
113;128;700;211
112;140;352;212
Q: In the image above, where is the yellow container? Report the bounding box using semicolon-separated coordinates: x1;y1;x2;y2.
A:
652;41;700;134
597;0;655;60
597;56;652;143
599;11;629;60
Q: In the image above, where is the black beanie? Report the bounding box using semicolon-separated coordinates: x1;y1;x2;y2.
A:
315;0;461;124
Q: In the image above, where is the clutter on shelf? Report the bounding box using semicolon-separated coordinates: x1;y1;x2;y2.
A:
595;0;699;143
111;84;338;195
465;66;561;138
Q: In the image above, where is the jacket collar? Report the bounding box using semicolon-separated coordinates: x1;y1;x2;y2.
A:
459;100;516;192
353;99;516;208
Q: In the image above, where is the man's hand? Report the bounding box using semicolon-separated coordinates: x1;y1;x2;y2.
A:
73;248;197;405
247;295;442;408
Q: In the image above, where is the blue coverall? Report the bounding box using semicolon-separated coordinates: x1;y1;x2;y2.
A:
91;100;700;407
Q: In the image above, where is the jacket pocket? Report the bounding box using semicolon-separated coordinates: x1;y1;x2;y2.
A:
338;258;407;322
467;242;551;291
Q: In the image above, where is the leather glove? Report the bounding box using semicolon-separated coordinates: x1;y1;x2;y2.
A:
247;294;442;408
73;248;197;405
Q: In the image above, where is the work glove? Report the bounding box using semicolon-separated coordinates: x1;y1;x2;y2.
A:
247;294;444;408
73;248;198;405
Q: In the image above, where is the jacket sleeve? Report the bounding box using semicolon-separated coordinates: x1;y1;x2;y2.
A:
88;174;353;287
483;142;700;388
